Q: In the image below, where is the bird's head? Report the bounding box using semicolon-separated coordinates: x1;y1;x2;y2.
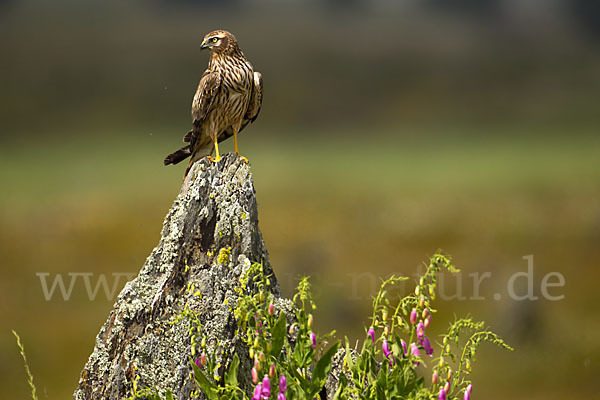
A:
200;30;240;56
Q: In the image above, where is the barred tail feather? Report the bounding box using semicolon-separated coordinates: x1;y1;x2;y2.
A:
164;145;192;166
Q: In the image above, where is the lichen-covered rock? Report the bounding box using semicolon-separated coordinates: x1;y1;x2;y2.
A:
74;154;280;399
325;348;357;399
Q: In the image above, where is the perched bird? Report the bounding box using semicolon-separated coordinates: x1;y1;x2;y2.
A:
164;30;263;176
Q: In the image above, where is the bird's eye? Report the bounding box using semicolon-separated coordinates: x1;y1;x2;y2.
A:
211;37;218;43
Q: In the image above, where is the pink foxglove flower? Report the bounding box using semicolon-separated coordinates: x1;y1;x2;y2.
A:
419;335;434;356
439;388;447;400
401;339;408;355
410;309;417;325
367;327;375;344
416;322;425;339
252;383;262;400
261;376;271;398
382;339;391;358
464;383;473;400
279;374;287;393
410;342;420;357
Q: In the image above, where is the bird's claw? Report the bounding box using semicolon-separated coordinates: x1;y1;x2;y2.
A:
236;153;249;163
208;155;222;163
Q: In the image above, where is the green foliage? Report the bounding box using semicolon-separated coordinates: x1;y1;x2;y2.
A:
337;253;512;400
97;253;513;400
125;370;174;400
12;331;38;400
189;354;245;400
185;263;340;400
182;254;511;400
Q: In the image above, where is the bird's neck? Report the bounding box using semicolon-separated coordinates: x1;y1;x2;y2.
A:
209;50;246;70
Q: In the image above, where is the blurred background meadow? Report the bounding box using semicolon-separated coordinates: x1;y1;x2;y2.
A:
1;0;599;398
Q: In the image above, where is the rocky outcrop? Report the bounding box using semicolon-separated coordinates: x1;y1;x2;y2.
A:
74;154;280;399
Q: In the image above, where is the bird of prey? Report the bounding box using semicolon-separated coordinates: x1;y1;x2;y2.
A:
164;30;263;176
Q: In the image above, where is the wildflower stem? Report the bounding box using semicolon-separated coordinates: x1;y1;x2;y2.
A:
456;331;514;384
12;330;38;400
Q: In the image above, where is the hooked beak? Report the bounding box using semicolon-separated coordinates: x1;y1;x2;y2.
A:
200;40;209;50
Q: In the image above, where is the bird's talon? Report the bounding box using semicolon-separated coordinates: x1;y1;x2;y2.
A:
208;155;221;163
237;153;249;163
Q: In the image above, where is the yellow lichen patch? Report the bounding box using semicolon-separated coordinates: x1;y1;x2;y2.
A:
216;247;231;266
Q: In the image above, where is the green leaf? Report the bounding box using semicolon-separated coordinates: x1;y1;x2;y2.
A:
189;357;218;400
271;312;287;358
367;370;377;386
344;337;354;370
292;336;308;368
391;342;401;359
309;341;341;396
375;369;387;400
165;389;174;400
225;354;240;386
332;373;347;400
286;363;310;391
393;364;421;396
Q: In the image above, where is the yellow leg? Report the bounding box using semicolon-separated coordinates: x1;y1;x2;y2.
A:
208;139;221;162
234;131;248;163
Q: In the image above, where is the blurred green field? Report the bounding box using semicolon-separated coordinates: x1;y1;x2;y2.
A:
1;127;599;398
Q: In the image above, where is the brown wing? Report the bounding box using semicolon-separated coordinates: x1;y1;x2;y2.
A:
192;70;222;122
189;70;222;148
218;71;263;143
245;71;263;123
165;70;222;165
